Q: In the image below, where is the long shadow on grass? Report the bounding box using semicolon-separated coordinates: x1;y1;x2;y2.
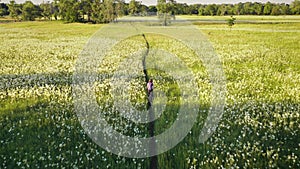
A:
1;73;299;168
0;72;72;90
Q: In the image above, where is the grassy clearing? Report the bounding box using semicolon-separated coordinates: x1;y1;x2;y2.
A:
195;22;300;32
180;15;300;22
158;20;299;168
0;19;299;168
0;21;101;75
197;22;300;104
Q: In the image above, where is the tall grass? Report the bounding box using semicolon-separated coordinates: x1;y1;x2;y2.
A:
0;19;299;168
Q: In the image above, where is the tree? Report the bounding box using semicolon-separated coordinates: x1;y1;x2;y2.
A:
227;15;236;29
187;4;198;15
91;0;102;23
79;0;93;22
7;0;20;21
52;0;59;20
115;0;125;18
148;5;157;13
0;3;9;17
174;3;187;15
205;4;217;16
181;3;189;14
128;0;140;15
140;4;148;16
198;6;206;15
59;0;80;22
291;0;300;14
217;4;227;15
101;0;115;23
233;3;243;15
280;3;290;15
157;0;176;26
263;2;273;15
243;2;254;15
271;5;281;15
90;0;117;23
157;0;175;15
157;0;165;14
22;1;38;21
253;2;263;15
40;1;52;20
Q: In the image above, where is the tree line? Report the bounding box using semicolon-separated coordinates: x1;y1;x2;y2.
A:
0;0;299;23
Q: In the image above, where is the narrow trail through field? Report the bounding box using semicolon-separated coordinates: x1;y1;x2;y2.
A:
141;33;158;169
142;34;150;84
197;27;300;32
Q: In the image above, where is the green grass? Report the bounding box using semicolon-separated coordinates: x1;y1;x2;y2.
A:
0;19;299;168
0;21;101;75
198;22;300;104
179;15;300;22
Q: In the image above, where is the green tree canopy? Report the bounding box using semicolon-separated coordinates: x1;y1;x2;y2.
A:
227;15;236;29
115;0;126;18
40;1;52;20
59;0;80;22
22;1;38;21
263;2;273;15
291;0;300;14
129;0;140;15
101;0;115;23
157;0;175;15
7;0;20;20
1;0;300;23
0;3;9;16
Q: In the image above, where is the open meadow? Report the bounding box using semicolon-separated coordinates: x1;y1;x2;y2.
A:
0;16;299;168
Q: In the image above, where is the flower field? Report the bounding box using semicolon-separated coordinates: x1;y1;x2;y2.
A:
0;17;299;168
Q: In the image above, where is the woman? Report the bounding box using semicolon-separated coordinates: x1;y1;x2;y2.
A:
147;79;154;96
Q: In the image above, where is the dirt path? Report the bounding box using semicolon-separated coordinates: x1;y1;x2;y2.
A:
141;33;158;169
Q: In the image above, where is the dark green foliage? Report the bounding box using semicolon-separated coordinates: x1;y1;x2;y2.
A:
21;1;39;21
291;0;300;14
58;0;81;22
128;0;140;15
40;1;52;20
52;0;59;20
7;0;21;21
157;0;176;26
227;15;236;28
0;3;9;16
196;1;299;16
1;0;300;23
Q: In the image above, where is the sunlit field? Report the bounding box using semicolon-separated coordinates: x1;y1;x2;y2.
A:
0;16;299;168
180;15;300;22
